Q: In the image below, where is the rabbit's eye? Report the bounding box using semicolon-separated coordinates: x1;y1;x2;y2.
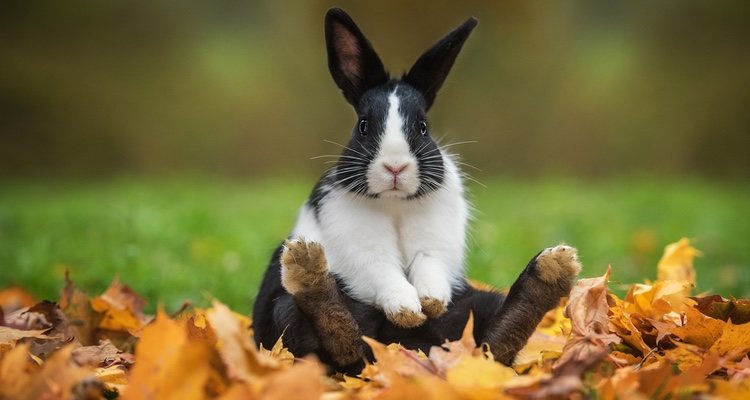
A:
419;120;428;136
358;119;368;136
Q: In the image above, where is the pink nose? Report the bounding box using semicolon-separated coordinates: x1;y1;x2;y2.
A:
384;163;408;176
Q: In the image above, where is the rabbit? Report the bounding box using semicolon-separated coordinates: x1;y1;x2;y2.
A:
252;7;581;372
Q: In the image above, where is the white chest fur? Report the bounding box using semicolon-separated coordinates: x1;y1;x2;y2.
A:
291;156;468;316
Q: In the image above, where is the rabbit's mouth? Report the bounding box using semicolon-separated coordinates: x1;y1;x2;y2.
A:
367;163;420;198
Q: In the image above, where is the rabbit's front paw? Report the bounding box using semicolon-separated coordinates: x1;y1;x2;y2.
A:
280;238;330;295
382;289;426;328
386;307;427;329
420;297;447;319
534;244;582;284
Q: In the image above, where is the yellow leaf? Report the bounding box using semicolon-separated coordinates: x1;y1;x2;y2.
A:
446;355;517;390
259;360;326;400
708;320;750;361
514;332;565;369
206;299;281;382
671;305;725;349
122;310;213;400
90;277;148;332
657;238;699;286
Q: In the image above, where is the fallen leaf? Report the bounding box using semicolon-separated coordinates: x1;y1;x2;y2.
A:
259;359;326;400
708;320;750;361
205;299;280;382
0;286;37;313
72;339;134;367
657;238;699;286
121;310;213;400
90;277;148;332
670;305;724;349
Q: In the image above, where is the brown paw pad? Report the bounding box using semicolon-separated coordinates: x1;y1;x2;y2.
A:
386;307;427;328
420;297;447;319
535;244;582;284
280;239;329;294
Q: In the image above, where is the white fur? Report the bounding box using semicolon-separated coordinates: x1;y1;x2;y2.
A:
291;89;468;316
366;92;420;198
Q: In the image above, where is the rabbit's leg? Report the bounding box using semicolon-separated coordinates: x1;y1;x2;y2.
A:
407;254;454;318
483;245;581;365
279;239;365;366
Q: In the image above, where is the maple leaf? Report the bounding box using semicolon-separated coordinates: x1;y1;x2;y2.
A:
205;299;283;382
708;320;750;361
90;277;149;333
557;266;621;365
670;305;724;349
693;295;750;324
0;326;52;354
0;343;96;400
657;237;699;285
71;339;134;367
59;271;100;346
122;309;215;400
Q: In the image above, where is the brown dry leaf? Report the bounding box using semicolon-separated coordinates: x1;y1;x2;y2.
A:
60;272;100;346
693;295;750;324
557;266;621;366
122;310;213;400
71;339;134;367
90;277;148;332
0;326;54;354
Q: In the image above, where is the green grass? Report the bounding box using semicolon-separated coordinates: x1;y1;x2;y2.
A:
1;177;748;315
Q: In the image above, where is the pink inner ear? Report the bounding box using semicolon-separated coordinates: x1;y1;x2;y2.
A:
333;23;361;81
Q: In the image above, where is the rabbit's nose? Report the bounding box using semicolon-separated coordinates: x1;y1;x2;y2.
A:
383;163;408;176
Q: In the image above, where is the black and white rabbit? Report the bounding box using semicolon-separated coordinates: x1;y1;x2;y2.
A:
253;8;581;372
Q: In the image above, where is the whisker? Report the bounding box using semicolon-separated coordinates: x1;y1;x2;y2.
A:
323;139;371;159
441;140;479;148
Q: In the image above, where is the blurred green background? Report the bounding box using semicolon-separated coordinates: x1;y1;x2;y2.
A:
1;1;749;314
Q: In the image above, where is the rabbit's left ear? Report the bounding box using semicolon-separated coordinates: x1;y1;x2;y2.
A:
404;17;478;110
325;8;389;107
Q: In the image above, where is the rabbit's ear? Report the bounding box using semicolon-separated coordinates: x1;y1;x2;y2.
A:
325;8;388;106
404;17;477;110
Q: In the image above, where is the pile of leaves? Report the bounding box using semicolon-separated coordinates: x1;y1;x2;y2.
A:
1;238;749;399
